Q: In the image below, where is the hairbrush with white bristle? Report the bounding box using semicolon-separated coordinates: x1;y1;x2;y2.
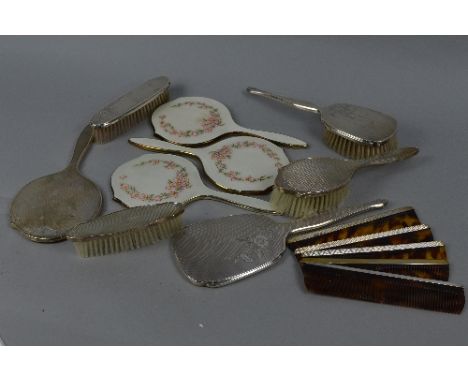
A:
247;86;398;159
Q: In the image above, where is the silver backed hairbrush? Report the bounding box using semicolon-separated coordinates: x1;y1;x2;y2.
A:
271;147;418;217
67;203;184;257
172;199;387;287
247;86;398;159
91;76;170;143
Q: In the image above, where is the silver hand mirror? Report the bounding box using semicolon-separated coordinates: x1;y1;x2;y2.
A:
172;199;387;287
10;126;102;242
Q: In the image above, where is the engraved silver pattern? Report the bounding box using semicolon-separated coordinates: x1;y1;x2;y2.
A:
172;199;387;287
300;241;444;258
295;224;430;254
275;147;419;196
287;206;414;244
10;77;171;242
247;87;397;144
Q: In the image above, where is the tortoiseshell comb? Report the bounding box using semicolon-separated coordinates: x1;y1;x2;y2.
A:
287;206;421;251
299;241;449;280
300;263;464;314
294;224;434;254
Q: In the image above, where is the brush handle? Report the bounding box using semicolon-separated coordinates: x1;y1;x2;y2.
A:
129;137;198;157
204;189;277;214
247;86;320;114
234;125;308;148
67;125;94;170
287;199;388;235
356;147;419;169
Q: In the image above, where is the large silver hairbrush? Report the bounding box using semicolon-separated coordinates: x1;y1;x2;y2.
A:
247;86;398;159
271;147;418;217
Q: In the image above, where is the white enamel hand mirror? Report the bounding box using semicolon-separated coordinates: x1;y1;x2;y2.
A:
129;136;290;193
151;97;307;147
112;154;277;214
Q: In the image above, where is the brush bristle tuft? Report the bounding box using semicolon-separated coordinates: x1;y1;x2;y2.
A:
67;203;183;257
270;186;349;217
323;130;398;159
72;215;182;258
93;89;169;144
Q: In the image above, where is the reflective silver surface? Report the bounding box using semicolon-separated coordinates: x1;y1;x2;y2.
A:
300;241;444;258
172;199;386;287
89;76;170;128
67;202;184;239
287;206;415;245
10;125;102;242
90;76;170;143
247;86;397;144
295;224;430;254
275;147;418;196
10;76;170;243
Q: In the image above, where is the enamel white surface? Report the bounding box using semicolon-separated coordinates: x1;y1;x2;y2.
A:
152;97;235;145
111;153;276;213
112;154;202;208
151;96;307;147
130;136;290;193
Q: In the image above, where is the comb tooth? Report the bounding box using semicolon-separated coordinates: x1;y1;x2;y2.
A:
300;263;465;314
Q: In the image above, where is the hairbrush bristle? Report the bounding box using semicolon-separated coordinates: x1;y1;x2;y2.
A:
71;215;181;258
323;129;398;159
93;89;169;144
67;203;183;257
270;186;349;217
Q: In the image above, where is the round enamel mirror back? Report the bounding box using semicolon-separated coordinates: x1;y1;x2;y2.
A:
130;136;290;193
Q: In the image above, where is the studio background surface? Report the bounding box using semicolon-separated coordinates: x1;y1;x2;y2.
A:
0;36;467;345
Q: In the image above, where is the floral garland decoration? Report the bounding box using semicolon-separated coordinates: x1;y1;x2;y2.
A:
209;140;284;183
158;101;224;138
119;159;191;202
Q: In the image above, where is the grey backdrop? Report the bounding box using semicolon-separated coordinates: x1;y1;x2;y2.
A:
0;36;467;345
